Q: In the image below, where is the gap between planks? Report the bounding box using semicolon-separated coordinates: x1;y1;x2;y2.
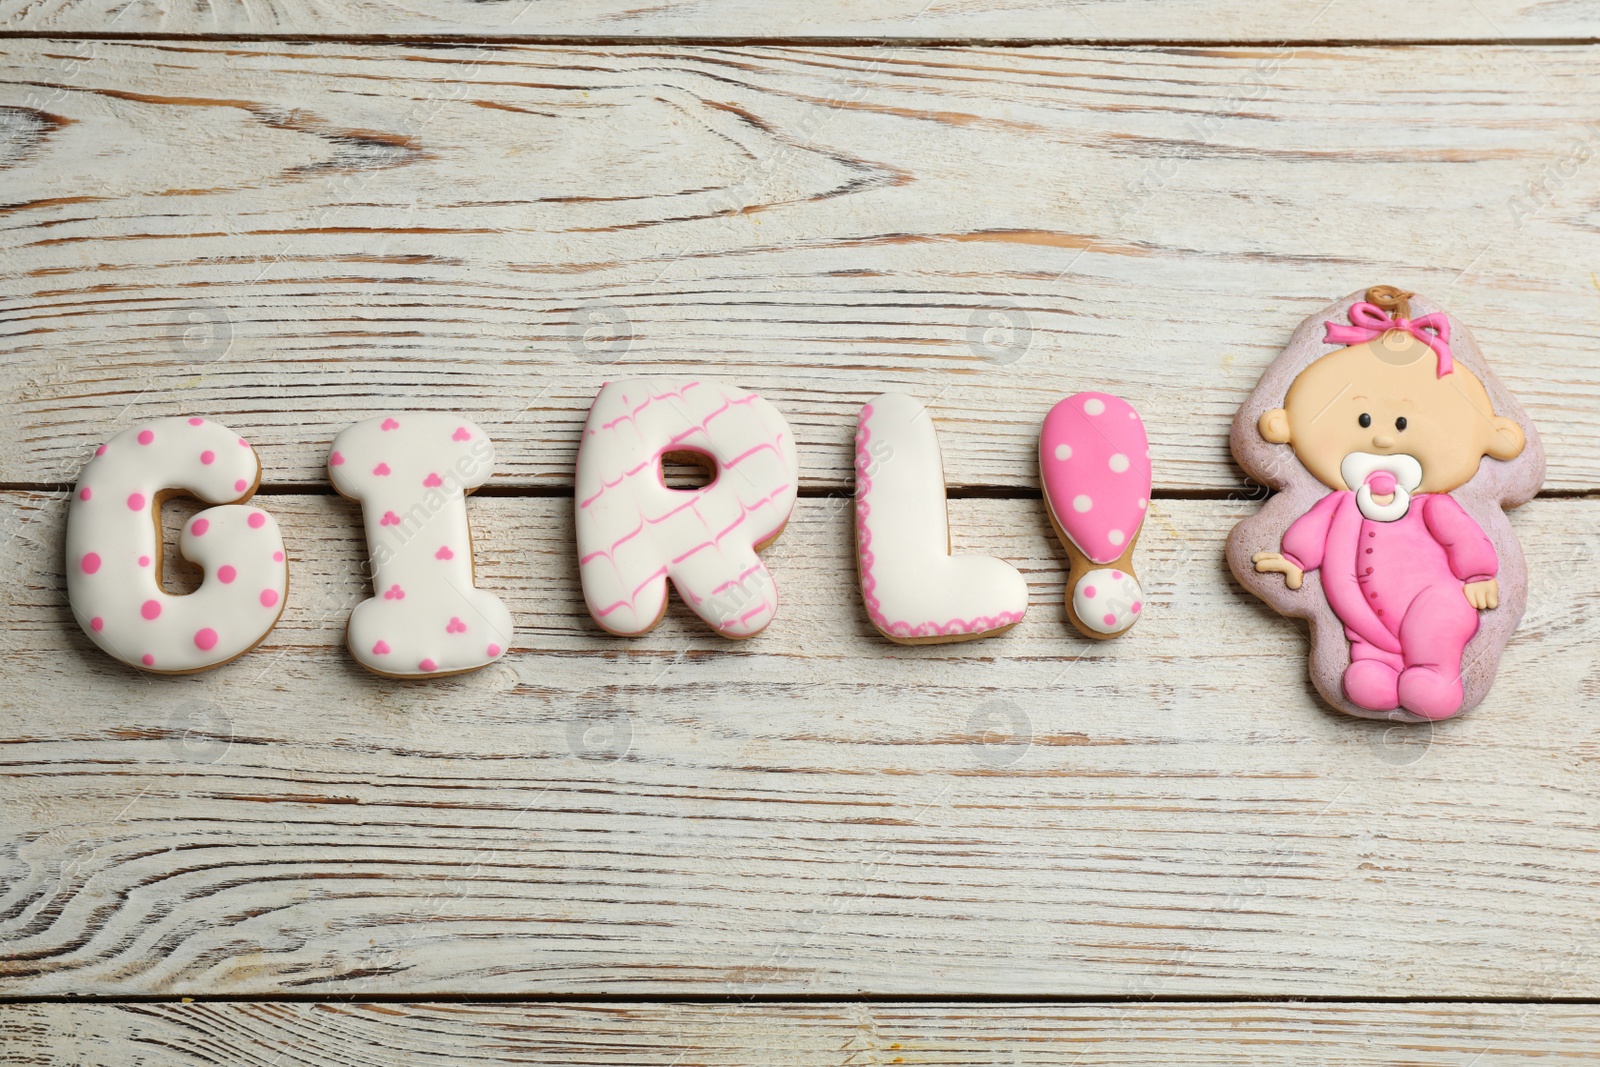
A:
7;993;1600;1005
4;34;1600;46
4;485;1598;501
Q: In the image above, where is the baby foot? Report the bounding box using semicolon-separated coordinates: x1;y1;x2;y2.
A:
1398;665;1466;721
1343;659;1400;711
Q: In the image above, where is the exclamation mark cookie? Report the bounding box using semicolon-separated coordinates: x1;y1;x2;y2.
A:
1039;392;1152;640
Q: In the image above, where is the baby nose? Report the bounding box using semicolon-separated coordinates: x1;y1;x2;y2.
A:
1372;434;1396;449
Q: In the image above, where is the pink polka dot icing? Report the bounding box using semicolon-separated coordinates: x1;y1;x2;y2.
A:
64;417;289;674
1039;392;1151;565
1072;567;1144;635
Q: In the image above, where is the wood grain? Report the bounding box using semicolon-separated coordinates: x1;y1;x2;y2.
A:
0;0;1592;42
2;489;1595;996
7;1000;1600;1065
3;42;1598;492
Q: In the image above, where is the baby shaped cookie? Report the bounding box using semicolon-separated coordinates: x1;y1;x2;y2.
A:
1227;287;1545;721
1039;392;1152;640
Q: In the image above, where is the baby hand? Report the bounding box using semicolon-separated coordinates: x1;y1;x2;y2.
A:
1252;551;1304;590
1464;578;1499;610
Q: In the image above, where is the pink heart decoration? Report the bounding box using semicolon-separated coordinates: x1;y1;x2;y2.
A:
372;640;391;655
373;463;391;476
380;510;401;526
384;584;405;600
423;472;442;487
435;545;454;560
381;418;400;431
446;617;467;633
452;426;470;441
329;451;345;466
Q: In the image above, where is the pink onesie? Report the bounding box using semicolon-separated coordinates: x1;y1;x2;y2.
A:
1279;491;1497;719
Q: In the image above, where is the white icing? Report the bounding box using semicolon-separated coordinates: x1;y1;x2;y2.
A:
1341;451;1424;523
1072;568;1143;635
65;417;288;673
855;394;1027;641
328;413;512;677
575;379;798;637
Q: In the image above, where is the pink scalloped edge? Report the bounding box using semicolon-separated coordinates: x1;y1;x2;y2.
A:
855;403;1025;639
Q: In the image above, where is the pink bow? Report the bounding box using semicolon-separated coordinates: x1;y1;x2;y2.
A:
1324;302;1454;377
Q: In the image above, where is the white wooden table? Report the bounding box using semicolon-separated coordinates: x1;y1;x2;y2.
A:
3;3;1599;1062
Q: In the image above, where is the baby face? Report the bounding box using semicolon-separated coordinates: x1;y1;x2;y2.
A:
1259;331;1525;495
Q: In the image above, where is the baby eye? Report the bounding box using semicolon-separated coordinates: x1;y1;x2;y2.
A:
1395;416;1408;431
1358;413;1372;428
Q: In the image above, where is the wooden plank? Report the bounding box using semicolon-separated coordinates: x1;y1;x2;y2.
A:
0;0;1590;42
1;490;1594;996
3;42;1598;492
6;1000;1600;1066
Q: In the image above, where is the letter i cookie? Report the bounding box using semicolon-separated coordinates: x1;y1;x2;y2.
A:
328;413;513;678
854;393;1027;643
1039;393;1151;640
65;417;289;673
